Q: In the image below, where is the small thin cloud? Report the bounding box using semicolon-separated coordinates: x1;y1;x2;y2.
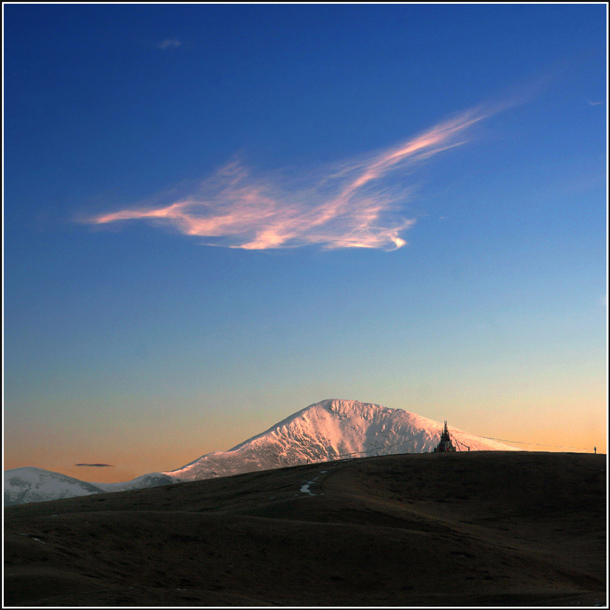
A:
75;463;114;468
587;98;604;106
157;39;182;50
83;100;511;251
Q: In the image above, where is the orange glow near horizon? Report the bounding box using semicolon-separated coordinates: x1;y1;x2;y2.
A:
4;403;606;484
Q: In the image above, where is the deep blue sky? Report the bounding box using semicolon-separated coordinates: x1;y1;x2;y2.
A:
4;4;607;480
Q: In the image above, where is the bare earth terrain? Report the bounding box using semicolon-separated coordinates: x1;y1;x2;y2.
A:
4;451;607;606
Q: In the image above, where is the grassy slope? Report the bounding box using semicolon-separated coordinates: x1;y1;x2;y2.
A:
4;451;607;606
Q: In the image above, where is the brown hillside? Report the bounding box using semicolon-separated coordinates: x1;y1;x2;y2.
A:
4;451;607;606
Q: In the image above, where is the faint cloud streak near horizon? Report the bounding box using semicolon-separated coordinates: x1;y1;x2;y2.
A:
85;104;499;250
75;463;114;468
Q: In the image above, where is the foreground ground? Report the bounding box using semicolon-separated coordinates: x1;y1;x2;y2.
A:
4;451;607;606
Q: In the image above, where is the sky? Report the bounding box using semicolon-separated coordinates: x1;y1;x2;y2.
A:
3;3;607;483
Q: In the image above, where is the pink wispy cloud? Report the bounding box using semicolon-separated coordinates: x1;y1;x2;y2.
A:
86;105;493;251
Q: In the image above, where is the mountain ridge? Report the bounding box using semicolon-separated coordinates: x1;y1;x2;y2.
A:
4;398;517;505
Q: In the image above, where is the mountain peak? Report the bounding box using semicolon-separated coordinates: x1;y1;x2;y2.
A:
316;398;390;415
168;399;517;483
5;399;519;505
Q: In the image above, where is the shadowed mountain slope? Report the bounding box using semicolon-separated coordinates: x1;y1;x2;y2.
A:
4;451;606;607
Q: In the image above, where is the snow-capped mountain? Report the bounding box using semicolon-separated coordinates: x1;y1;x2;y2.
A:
4;399;517;505
3;467;174;506
163;399;517;482
4;467;106;506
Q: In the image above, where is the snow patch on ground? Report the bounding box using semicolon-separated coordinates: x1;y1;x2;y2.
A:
300;482;314;494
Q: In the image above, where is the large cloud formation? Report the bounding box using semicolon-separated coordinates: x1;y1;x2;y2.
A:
87;106;490;251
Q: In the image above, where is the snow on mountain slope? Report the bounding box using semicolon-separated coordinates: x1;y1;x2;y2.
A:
4;399;518;505
94;472;175;493
3;467;106;506
164;399;518;483
3;468;176;506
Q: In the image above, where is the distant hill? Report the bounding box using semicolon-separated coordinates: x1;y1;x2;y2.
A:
4;467;106;506
4;398;516;505
3;467;173;506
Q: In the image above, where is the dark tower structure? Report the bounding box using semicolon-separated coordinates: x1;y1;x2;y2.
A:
434;421;456;452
